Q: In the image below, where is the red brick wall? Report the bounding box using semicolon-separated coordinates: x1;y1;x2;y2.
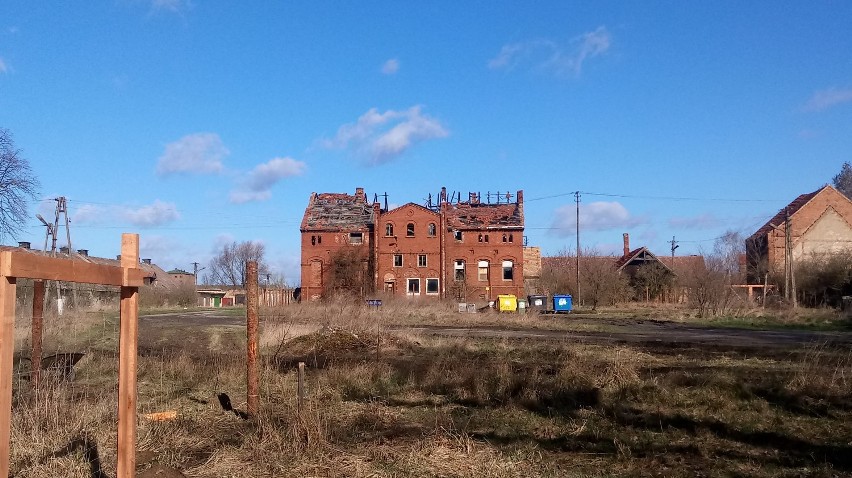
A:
375;204;442;297
766;186;852;271
300;228;373;300
443;228;524;303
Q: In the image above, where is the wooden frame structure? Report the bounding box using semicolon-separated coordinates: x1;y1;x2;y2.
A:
0;233;145;478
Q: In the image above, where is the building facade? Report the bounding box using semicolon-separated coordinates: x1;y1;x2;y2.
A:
746;185;852;282
299;187;376;301
300;187;526;302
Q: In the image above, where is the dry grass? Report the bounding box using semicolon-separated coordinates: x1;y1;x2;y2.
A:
7;305;852;477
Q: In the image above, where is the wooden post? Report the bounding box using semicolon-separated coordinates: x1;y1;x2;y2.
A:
31;280;45;388
117;234;139;478
297;362;305;414
246;261;259;418
0;274;17;478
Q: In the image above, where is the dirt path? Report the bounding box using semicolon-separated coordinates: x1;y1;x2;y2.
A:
139;311;851;351
391;320;852;349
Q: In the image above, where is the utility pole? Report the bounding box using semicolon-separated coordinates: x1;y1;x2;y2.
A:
575;191;581;305
784;210;797;308
669;236;679;266
192;262;206;286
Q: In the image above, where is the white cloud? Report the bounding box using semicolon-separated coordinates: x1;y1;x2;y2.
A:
122;200;180;226
489;26;611;77
229;157;307;204
322;106;449;164
0;58;8;74
802;87;852;112
72;200;180;227
156;133;228;176
551;201;645;236
151;0;192;13
668;213;720;230
381;58;400;75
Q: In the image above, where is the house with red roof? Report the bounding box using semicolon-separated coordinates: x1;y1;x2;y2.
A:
746;185;852;283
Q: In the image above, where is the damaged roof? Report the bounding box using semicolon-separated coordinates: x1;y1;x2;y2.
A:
444;202;523;230
301;191;374;232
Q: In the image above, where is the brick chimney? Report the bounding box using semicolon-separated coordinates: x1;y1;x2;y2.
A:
59;246;70;254
78;249;88;257
623;233;630;257
141;258;152;264
17;241;30;249
355;187;365;201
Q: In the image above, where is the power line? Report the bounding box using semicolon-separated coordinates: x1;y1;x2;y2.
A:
526;190;784;203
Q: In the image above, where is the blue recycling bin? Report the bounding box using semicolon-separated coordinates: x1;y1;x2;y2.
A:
553;294;573;313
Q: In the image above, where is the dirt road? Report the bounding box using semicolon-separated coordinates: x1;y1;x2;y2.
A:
139;311;851;351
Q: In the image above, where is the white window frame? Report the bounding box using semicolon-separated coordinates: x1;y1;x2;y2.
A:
407;278;421;296
418;254;427;267
502;260;514;281
426;278;439;295
478;260;489;282
454;260;465;281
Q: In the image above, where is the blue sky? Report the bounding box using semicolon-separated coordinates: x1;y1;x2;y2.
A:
1;2;851;284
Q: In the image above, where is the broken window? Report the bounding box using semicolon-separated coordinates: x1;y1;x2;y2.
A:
418;254;427;267
508;234;513;243
502;260;514;281
426;278;439;294
484;234;489;243
407;223;415;237
454;230;463;242
318;235;322;244
407;278;420;296
428;223;436;236
349;232;363;244
393;254;403;267
311;235;316;245
478;234;483;242
385;223;394;236
502;234;507;243
478;260;489;281
454;260;465;281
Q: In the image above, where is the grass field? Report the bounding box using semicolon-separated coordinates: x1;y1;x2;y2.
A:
8;302;852;477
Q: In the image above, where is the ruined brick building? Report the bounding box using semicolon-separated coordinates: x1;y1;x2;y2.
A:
300;187;525;302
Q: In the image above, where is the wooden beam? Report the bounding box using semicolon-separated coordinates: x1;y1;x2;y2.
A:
246;261;259;418
0;251;146;286
117;233;139;478
31;280;45;388
0;275;17;478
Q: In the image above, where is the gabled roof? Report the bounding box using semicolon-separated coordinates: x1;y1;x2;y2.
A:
383;202;439;217
615;247;672;273
748;185;829;242
444;202;523;230
300;190;374;232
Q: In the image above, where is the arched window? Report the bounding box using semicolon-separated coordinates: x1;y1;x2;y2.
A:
385;223;394;236
454;260;465;281
502;260;514;280
428;223;436;236
407;223;415;237
311;235;316;245
478;260;489;281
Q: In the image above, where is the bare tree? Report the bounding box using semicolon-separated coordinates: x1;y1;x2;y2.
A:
208;241;268;287
0;128;40;240
713;230;745;280
833;162;852;199
579;248;630;310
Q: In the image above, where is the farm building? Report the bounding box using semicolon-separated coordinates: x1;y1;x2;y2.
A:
746;185;852;283
300;187;526;302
